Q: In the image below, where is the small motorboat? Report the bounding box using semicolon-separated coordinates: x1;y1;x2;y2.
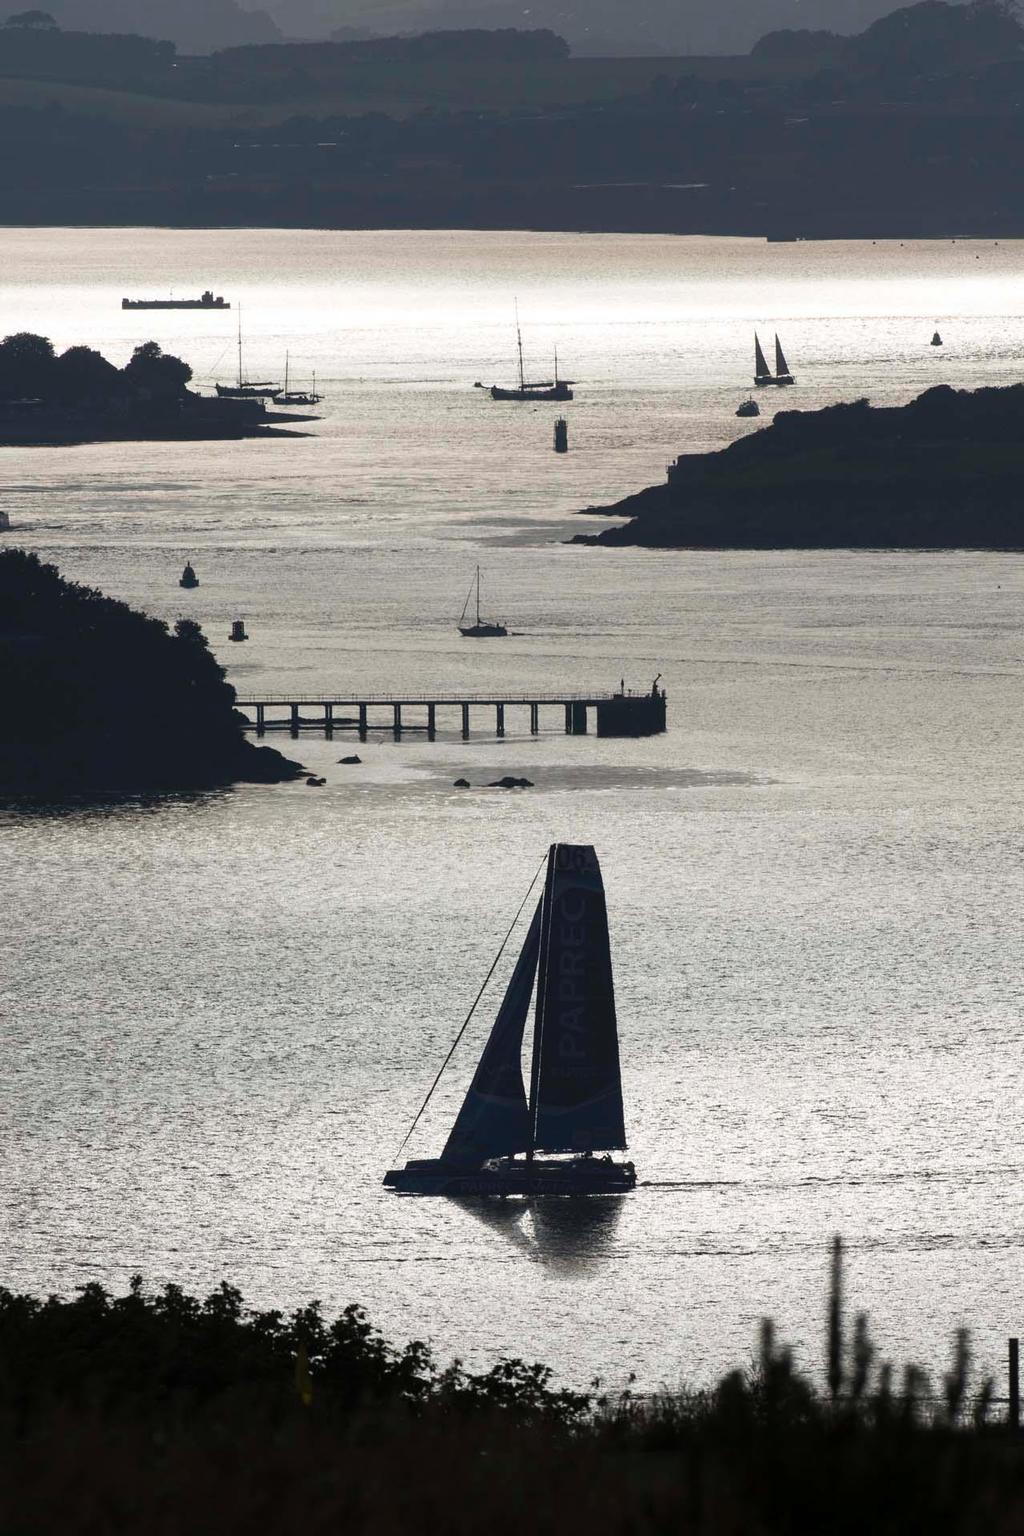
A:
179;561;199;589
229;618;248;642
736;397;760;418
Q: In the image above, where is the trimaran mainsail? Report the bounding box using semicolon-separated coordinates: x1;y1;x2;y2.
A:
384;844;636;1196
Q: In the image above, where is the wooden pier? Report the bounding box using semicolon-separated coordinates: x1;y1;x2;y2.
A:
235;688;667;740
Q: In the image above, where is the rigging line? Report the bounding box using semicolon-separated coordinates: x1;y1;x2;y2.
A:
204;343;231;381
392;852;547;1163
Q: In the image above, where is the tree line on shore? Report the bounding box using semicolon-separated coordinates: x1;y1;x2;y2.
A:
0;550;300;792
0;331;192;405
0;1239;1020;1533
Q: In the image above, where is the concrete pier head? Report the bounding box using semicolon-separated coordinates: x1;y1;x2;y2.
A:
596;688;667;737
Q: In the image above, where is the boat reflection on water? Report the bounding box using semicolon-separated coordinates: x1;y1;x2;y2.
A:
451;1192;626;1273
528;1194;625;1272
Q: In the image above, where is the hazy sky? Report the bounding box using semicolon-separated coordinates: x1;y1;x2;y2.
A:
248;0;960;53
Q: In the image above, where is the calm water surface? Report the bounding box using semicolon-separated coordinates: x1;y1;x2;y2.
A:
2;230;1023;1392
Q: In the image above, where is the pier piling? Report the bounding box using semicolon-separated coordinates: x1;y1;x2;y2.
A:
236;687;667;742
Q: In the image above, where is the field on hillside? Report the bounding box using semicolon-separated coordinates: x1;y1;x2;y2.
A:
0;53;802;126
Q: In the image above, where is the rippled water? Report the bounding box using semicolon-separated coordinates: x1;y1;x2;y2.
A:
2;230;1023;1392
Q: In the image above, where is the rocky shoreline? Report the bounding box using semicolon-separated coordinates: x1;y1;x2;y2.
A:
0;397;316;447
572;384;1024;550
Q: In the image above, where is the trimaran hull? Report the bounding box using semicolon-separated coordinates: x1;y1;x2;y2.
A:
384;1157;636;1197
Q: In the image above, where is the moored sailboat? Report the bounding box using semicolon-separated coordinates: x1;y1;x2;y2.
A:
274;352;323;406
384;844;637;1197
458;566;507;638
216;308;280;399
488;307;573;402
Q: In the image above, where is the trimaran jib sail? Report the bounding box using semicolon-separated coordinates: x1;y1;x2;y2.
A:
384;844;635;1196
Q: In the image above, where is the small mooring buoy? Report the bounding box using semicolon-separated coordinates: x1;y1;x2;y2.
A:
931;330;943;346
229;618;248;642
553;416;568;453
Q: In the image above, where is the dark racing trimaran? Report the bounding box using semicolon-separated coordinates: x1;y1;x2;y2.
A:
384;844;636;1196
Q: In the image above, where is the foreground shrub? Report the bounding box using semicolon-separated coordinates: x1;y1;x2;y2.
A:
0;1244;1022;1535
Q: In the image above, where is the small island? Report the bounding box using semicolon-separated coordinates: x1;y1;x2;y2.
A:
0;332;306;445
574;384;1024;549
0;550;302;796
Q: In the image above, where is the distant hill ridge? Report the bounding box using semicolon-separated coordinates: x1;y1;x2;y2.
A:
754;0;1024;70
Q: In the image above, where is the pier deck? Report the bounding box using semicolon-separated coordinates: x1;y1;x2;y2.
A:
235;689;667;740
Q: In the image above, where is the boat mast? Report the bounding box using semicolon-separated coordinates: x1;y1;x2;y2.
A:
476;565;481;626
554;344;559;387
237;306;243;388
515;300;525;392
526;847;555;1161
284;350;289;396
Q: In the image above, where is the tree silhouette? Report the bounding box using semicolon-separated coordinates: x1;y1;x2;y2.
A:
123;340;192;398
5;10;58;27
0;331;56;399
53;344;123;404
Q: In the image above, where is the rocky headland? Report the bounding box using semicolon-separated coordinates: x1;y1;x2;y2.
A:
573;384;1024;549
0;550;302;796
